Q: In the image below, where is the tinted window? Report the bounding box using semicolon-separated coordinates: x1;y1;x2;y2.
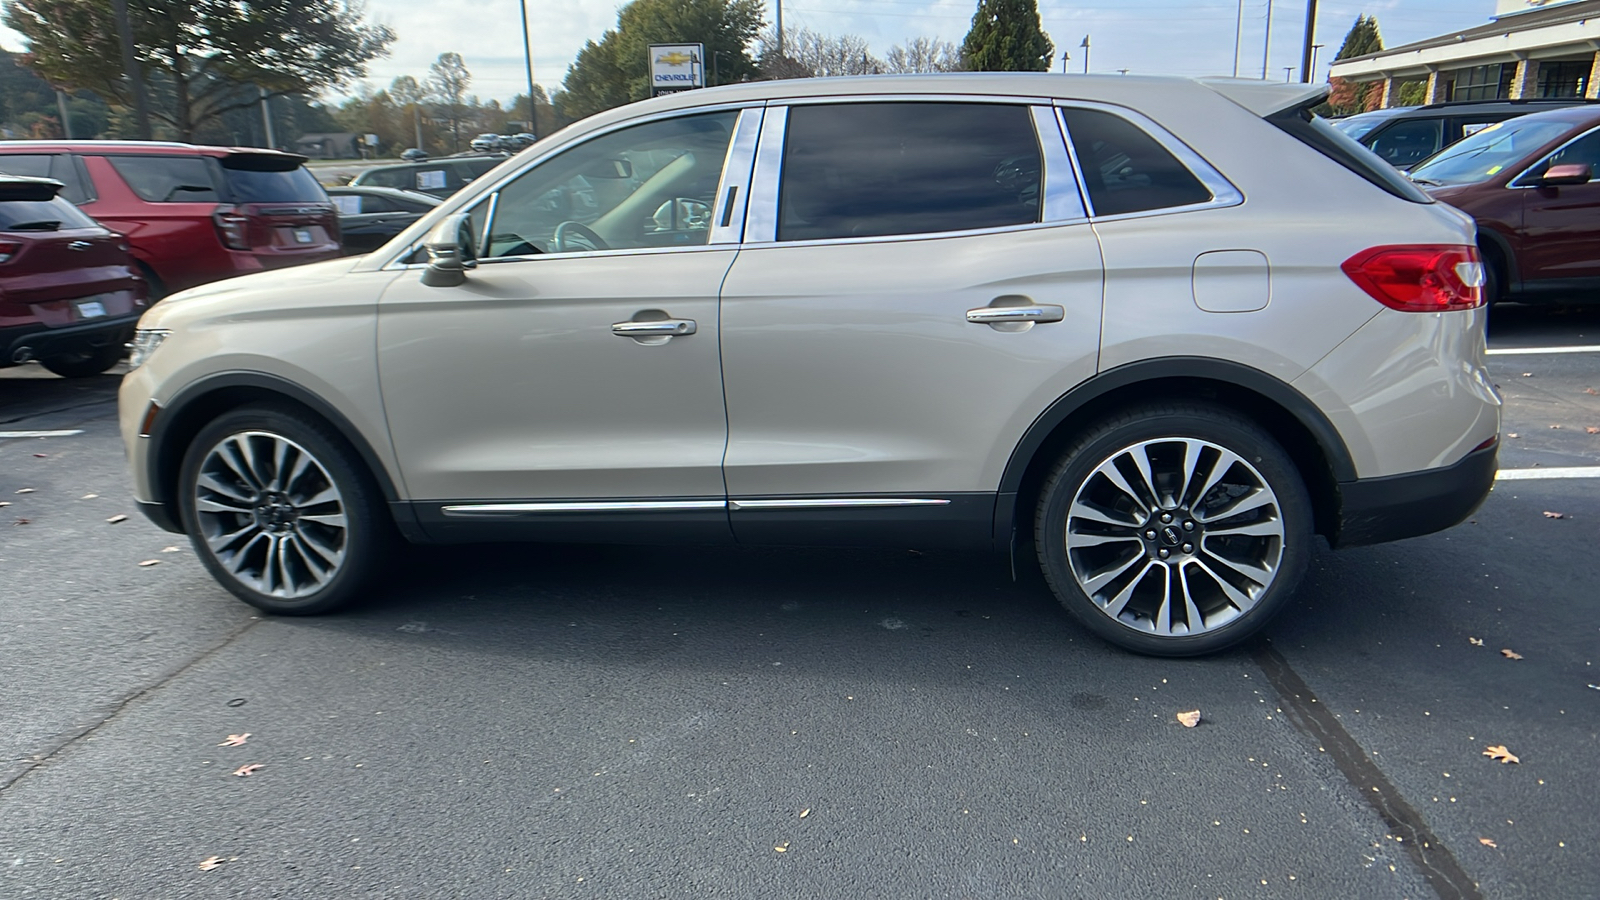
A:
357;167;411;190
1060;108;1212;216
0;154;51;178
222;165;327;203
778;103;1040;241
107;155;219;202
1366;118;1443;168
1538;128;1600;181
49;155;93;204
0;155;92;204
0;195;99;230
481;111;736;257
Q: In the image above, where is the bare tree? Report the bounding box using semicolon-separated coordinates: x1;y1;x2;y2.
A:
884;37;965;74
758;28;882;78
428;52;471;152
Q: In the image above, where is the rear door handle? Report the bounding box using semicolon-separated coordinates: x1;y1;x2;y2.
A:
612;318;697;336
965;305;1064;324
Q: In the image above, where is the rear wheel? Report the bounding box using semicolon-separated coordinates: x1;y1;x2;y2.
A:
40;343;124;378
1034;402;1313;657
178;404;393;615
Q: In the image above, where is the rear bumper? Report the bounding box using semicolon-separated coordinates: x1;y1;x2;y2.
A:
1333;442;1498;548
0;314;138;365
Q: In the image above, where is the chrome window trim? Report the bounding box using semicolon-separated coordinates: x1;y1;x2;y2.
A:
380;101;761;271
469;243;735;266
443;500;727;517
709;106;764;244
1508;124;1600;189
729;498;951;510
477;190;500;258
1054;100;1244;221
1032;105;1088;222
776;92;1051;107
745;105;787;244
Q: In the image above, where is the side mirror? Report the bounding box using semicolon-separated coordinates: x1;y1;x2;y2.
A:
419;213;477;287
1538;163;1592;187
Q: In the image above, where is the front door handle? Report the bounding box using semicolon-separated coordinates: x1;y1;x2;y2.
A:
965;305;1064;324
612;318;697;337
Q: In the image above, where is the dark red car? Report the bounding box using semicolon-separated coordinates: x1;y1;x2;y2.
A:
0;142;339;297
1408;106;1600;305
0;175;146;377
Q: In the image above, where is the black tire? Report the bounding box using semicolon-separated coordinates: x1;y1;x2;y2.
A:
39;343;124;378
1034;401;1313;657
177;403;394;615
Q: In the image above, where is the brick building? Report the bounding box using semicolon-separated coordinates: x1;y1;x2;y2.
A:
1329;0;1600;107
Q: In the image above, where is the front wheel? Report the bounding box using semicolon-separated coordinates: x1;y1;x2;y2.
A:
1034;402;1313;657
178;404;393;615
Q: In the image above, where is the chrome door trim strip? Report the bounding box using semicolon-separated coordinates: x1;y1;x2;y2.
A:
709;106;764;245
1032;105;1088;222
745;105;788;244
442;500;728;517
729;498;952;510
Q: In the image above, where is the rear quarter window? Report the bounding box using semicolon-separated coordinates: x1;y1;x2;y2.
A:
107;155;220;202
1059;107;1213;216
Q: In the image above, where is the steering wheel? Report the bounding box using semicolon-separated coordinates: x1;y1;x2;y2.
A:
553;221;609;253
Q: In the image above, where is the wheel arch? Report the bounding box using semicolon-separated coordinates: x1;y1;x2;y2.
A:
1476;226;1518;297
149;372;403;528
997;358;1353;547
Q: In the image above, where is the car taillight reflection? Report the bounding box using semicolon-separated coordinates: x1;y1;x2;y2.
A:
1341;245;1484;312
0;241;19;264
212;205;251;251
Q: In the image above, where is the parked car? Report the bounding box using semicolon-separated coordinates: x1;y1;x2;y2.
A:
399;148;428;162
469;133;503;153
503;133;538;151
119;73;1499;657
0;142;339;298
1408;105;1600;306
325;185;441;256
347;155;506;199
1330;98;1598;170
0;175;146;377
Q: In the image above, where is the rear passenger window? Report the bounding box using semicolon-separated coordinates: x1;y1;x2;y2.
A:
1059;108;1212;216
777;103;1041;241
107;156;219;202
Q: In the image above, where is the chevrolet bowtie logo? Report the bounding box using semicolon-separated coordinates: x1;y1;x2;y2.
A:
656;51;694;66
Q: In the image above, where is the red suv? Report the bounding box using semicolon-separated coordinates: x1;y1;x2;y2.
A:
0;142;339;297
0;175;146;377
1408;106;1600;305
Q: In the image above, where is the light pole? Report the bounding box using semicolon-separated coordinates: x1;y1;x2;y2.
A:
1061;50;1069;74
1310;43;1325;82
519;0;537;136
1260;0;1275;80
1284;66;1293;83
1298;0;1319;83
1081;35;1091;74
1232;0;1244;77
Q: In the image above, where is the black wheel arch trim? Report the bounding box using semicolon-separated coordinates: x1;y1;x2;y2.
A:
1475;226;1519;294
146;371;413;535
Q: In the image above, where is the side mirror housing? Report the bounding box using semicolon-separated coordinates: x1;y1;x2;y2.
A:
419;213;477;287
1538;163;1592;187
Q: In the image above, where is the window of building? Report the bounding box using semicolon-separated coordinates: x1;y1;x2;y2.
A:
1536;60;1592;98
777;103;1042;242
1451;64;1513;102
1059;107;1213;216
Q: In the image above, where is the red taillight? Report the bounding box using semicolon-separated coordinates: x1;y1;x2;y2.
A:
212;204;251;251
1341;245;1484;312
0;240;20;264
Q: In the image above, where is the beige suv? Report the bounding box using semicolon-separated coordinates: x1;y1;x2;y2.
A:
119;74;1500;656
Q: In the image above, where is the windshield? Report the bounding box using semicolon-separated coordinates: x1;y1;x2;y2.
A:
1408;118;1574;186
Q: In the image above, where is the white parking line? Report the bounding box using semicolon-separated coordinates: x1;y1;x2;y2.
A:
1488;345;1600;355
0;429;84;439
1496;466;1600;480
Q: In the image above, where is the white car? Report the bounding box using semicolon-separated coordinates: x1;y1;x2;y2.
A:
119;74;1499;656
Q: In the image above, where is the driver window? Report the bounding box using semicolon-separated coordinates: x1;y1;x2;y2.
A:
479;111;738;257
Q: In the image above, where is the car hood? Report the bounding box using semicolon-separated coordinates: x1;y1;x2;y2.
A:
137;256;367;330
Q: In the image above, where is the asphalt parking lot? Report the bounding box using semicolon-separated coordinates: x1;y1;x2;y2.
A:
1;305;1596;899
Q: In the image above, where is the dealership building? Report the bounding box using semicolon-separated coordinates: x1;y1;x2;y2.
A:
1329;0;1600;106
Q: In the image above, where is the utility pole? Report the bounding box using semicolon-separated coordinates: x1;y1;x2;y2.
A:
1232;0;1244;77
1081;35;1091;74
1061;50;1069;74
519;0;537;136
55;90;72;139
1284;66;1293;82
1299;0;1319;83
1260;0;1274;80
414;106;423;152
775;0;784;56
1310;44;1325;82
258;88;276;150
109;0;151;139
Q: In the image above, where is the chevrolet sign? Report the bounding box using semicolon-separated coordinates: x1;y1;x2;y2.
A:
649;43;705;96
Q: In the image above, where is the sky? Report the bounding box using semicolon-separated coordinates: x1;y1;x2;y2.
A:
2;0;1507;106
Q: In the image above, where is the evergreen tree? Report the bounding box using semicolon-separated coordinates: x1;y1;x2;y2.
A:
1325;16;1385;115
960;0;1053;73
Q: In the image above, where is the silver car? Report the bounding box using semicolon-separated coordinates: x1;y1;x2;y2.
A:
118;74;1500;656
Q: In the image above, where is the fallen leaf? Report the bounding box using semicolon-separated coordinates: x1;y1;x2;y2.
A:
197;856;225;871
1521;372;1533;377
1550;424;1562;430
138;559;161;567
162;545;182;553
1507;433;1519;439
1543;511;1566;519
0;501;8;507
1479;837;1497;848
1587;388;1598;395
1469;637;1484;646
219;733;250;747
1589;427;1600;435
773;841;790;853
13;518;30;525
1483;745;1520;765
80;493;97;499
1501;649;1523;660
32;453;46;458
1176;709;1201;728
799;808;810;819
15;488;34;494
106;514;128;524
231;763;263;777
